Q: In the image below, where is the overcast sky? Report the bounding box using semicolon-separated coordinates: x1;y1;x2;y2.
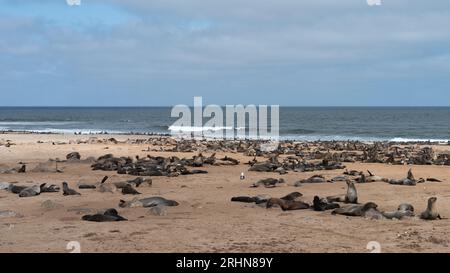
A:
1;0;450;106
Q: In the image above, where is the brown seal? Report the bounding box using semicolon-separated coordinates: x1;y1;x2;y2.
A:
420;197;442;220
326;181;358;204
266;198;310;211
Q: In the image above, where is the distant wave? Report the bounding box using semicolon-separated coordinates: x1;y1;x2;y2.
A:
0;121;79;126
169;126;245;132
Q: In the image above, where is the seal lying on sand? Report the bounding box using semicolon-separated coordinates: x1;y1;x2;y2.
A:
82;209;127;222
382;203;415;220
8;185;28;194
332;202;379;217
313;196;340;211
62;182;81;196
119;197;179;208
122;184;141;195
19;185;41;197
266;198;310;211
40;183;60;193
426;178;442;182
420;197;442;220
356;171;387;183
326;181;358;204
388;169;423;186
343;169;363;176
280;192;303;202
251;178;285;188
231;194;272;204
298;175;327;184
78;184;97;189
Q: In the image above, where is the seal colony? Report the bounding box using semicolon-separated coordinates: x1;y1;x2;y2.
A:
1;135;450;253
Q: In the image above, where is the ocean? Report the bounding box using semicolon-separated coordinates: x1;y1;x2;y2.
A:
0;107;449;142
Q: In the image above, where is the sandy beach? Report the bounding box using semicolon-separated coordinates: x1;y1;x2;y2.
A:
1;133;450;253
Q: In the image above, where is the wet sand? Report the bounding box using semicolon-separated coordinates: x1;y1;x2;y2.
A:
1;134;450;253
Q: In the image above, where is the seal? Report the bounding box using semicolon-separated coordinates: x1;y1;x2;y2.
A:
251;178;285;188
230;194;271;204
119;197;179;208
280;192;303;202
298;175;326;184
82;209;127;222
357;171;387;183
388;169;418;186
8;184;27;194
420;197;442;220
382;203;415;220
62;182;81;196
326;181;358;204
19;185;41;198
426;178;442;182
313;196;340;211
332;202;379;217
266;198;310;211
40;183;60;193
98;176;115;193
122;184;141;195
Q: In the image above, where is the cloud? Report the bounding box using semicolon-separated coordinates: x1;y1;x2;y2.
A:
0;0;450;105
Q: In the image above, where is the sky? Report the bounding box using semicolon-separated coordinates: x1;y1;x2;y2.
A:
1;0;450;106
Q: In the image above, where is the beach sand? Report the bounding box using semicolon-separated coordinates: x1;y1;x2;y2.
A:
1;134;450;253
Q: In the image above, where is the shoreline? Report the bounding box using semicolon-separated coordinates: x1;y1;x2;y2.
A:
1;131;449;146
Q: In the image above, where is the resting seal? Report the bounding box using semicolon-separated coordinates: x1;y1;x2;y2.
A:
266;198;310;211
313;196;340;211
82;209;127;222
231;194;271;204
251;178;285;188
8;185;28;194
40;183;60;193
19;185;41;197
62;182;81;196
326;181;358;204
280;192;303;202
122;184;141;195
420;197;442;220
382;203;415;220
119;197;179;208
332;202;379;217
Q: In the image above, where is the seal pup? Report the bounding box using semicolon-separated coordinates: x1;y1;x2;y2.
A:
266;198;310;211
122;184;141;195
332;202;379;217
119;197;179;208
426;178;442;182
313;196;340;211
231;196;256;203
251;178;285;188
19;185;41;197
78;184;97;189
326;181;358;204
82;209;127;222
62;182;81;196
420;197;442;220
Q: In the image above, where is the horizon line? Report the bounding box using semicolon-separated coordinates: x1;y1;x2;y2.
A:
0;105;449;108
